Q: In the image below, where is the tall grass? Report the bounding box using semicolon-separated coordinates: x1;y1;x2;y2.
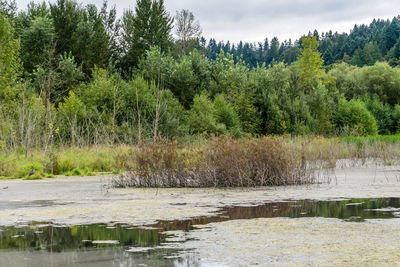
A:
113;136;315;188
0;145;130;179
2;135;400;181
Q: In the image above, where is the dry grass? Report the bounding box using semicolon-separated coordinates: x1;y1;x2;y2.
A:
113;136;314;188
2;135;400;182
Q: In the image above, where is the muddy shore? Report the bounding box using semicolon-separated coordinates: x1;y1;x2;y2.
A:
0;165;399;226
1;164;400;266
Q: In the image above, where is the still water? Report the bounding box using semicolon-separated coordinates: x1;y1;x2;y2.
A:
1;198;400;266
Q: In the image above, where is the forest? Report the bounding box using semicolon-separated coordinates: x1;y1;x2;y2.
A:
1;0;400;155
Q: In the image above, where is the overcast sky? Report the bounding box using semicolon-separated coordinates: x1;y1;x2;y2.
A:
15;0;400;44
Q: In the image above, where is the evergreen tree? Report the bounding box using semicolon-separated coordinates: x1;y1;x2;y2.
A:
20;15;55;73
50;0;82;56
0;0;16;19
266;37;279;66
72;4;110;74
121;0;173;71
386;38;400;66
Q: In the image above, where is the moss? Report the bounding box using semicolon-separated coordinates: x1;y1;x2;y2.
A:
23;172;43;180
71;168;83;176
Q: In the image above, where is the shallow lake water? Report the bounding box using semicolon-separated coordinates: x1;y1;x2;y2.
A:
1;198;400;266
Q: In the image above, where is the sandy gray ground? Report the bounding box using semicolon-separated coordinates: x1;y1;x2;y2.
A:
1;163;400;266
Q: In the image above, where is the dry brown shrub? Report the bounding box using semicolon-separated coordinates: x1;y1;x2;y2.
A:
197;136;312;187
113;141;193;187
113;136;314;188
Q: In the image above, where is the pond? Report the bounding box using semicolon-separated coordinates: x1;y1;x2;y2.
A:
1;198;400;266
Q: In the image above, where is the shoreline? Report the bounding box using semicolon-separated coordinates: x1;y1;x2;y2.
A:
0;165;399;227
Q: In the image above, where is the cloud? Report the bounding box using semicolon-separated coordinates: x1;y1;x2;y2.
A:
165;0;400;43
15;0;400;43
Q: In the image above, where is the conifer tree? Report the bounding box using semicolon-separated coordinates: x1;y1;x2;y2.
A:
121;0;173;71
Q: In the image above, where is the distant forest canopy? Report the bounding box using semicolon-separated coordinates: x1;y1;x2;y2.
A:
202;17;400;68
2;0;400;71
2;0;400;151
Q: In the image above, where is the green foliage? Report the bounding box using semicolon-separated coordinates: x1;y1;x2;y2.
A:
297;36;324;92
328;63;363;99
50;0;83;56
57;90;86;144
213;94;242;134
158;89;187;138
232;89;261;134
56;52;84;100
187;92;225;134
72;4;110;74
360;62;400;106
307;83;334;134
351;42;382;67
20;15;55;73
3;2;400;153
81;68;123;115
0;13;21;94
48;0;113;75
170;54;198;107
365;97;393;135
392;105;400;133
333;98;378;136
71;168;83;176
0;0;16;19
17;163;44;180
138;46;174;88
121;0;173;70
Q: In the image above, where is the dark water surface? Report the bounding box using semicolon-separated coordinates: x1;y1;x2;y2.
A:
1;198;400;266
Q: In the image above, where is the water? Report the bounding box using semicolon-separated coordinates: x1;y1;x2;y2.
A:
1;198;400;266
0;200;69;211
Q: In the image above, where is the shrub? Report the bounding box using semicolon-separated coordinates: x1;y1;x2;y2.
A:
333;98;378;136
115;142;192;187
71;168;83;176
393;105;400;133
187;92;225;134
213;94;242;134
365;97;393;134
113;136;314;188
198;136;312;187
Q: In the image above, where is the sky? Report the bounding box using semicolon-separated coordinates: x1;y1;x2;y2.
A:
14;0;400;44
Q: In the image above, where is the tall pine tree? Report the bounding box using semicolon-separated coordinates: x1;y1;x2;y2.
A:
121;0;173;72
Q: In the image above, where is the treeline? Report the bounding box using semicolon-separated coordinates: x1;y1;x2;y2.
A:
1;0;400;152
203;17;400;68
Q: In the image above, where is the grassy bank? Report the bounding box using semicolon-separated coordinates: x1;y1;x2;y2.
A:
1;135;400;182
0;146;129;180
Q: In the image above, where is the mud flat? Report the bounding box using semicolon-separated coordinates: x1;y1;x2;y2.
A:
180;217;400;266
0;165;400;226
0;164;400;266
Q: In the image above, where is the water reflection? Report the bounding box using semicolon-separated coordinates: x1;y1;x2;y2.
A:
0;198;400;266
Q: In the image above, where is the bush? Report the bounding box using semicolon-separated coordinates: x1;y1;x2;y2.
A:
198;137;312;187
333;98;378;136
113;136;314;188
17;163;44;179
365;97;393;134
115;142;191;187
213;94;242;135
393;105;400;133
187;92;225;134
